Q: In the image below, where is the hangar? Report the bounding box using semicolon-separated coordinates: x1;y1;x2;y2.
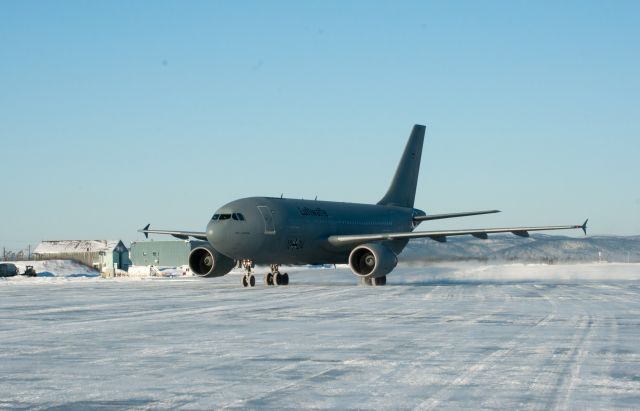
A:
129;240;209;267
33;240;131;272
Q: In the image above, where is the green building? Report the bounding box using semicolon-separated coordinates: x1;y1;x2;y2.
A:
129;240;208;267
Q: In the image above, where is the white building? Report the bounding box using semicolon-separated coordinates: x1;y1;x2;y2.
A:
33;240;131;271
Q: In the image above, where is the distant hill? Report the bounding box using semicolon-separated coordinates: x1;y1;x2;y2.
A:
401;234;640;264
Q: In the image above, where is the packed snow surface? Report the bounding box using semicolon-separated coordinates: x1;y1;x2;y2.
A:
9;260;99;278
2;263;640;410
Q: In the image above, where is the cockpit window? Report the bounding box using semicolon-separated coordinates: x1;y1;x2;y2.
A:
212;213;244;221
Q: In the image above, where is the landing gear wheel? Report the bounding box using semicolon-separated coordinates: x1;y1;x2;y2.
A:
240;260;255;288
359;276;386;286
273;272;281;286
265;272;274;286
373;276;386;286
282;272;289;286
242;274;255;288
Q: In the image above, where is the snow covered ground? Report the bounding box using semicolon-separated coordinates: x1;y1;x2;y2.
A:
1;263;640;410
8;260;99;278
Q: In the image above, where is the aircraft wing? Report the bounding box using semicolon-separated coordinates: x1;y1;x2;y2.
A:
138;224;207;241
328;219;588;247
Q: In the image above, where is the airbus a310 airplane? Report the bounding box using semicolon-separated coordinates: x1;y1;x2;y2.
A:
141;125;587;287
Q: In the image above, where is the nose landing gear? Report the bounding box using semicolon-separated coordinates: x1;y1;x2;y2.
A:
240;259;256;288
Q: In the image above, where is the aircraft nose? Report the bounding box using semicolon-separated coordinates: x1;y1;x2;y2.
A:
206;219;221;247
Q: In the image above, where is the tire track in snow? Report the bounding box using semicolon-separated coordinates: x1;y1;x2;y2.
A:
0;284;359;341
538;314;595;410
556;315;595;410
414;284;559;411
217;283;514;409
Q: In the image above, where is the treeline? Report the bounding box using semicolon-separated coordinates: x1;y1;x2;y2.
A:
2;248;33;261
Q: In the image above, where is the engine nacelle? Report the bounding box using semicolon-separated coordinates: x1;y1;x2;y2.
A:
188;245;235;278
348;243;398;279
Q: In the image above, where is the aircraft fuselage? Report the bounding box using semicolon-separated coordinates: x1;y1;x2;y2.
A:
206;197;422;265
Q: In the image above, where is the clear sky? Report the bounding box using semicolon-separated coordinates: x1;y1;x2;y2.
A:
1;1;639;250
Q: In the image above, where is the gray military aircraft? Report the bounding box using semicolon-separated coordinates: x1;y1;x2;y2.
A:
141;124;587;287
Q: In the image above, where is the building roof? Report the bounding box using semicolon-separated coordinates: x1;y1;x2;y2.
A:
34;240;127;255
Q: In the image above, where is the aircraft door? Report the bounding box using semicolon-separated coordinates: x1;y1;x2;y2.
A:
257;205;276;235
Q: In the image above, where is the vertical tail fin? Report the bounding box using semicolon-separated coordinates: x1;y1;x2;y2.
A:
377;124;425;208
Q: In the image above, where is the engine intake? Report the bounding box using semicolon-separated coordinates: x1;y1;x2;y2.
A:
188;245;235;278
348;243;398;279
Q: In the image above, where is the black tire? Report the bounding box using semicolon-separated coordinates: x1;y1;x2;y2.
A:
373;276;386;286
265;272;274;286
242;276;249;288
249;275;256;287
282;272;289;285
273;272;281;286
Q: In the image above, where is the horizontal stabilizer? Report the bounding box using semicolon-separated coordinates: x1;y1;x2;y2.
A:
414;210;500;222
138;224;207;241
142;224;150;239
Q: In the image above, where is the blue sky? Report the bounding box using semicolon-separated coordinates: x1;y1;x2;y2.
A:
1;1;639;249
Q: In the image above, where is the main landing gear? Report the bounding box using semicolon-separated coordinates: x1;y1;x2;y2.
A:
264;264;289;286
359;276;387;286
240;261;289;288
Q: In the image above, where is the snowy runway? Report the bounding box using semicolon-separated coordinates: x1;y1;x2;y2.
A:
2;264;640;410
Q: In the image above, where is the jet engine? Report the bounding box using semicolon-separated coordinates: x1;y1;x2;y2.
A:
348;243;398;279
188;245;236;278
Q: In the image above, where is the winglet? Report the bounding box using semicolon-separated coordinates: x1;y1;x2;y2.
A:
139;224;150;239
581;219;588;235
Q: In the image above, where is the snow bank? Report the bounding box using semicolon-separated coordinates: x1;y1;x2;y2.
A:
128;265;193;278
8;260;99;278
